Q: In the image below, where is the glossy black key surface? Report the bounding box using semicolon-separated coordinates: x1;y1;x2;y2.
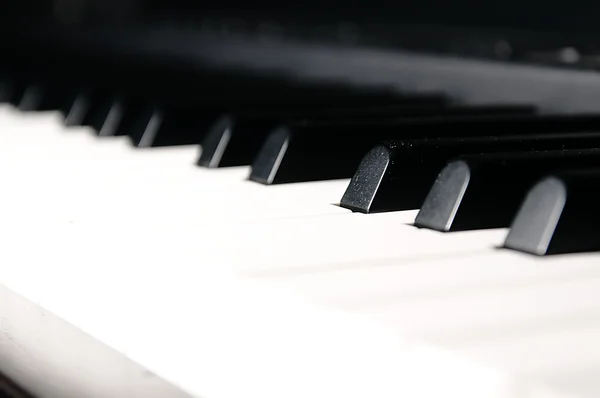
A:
198;104;534;169
125;80;430;148
197;87;448;162
82;96;125;136
197;100;450;169
340;143;441;213
16;83;75;113
414;149;600;232
125;106;218;148
5;80;27;108
15;84;46;111
340;144;437;212
0;79;14;103
198;114;248;168
117;104;159;145
504;169;600;255
341;127;600;213
61;92;91;126
249;108;560;185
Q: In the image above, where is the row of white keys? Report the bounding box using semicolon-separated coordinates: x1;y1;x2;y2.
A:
259;247;600;398
216;212;505;274
0;107;351;225
0;107;511;284
0;105;503;270
0;106;504;270
0;221;539;398
1;196;516;396
6;220;586;398
0;105;556;398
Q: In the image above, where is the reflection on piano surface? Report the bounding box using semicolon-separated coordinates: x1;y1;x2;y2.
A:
3;2;600;397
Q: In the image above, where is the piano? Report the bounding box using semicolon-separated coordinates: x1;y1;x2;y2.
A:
2;1;600;397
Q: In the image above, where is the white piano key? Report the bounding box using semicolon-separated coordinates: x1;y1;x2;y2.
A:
316;250;600;398
220;213;505;274
455;319;600;398
459;316;600;373
251;248;600;398
358;253;600;342
0;223;553;398
253;250;600;309
539;364;600;398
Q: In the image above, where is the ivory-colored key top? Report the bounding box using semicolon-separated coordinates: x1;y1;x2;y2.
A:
357;253;600;344
251;248;600;398
0;110;351;225
460;319;600;373
0;109;199;165
450;316;600;398
254;251;600;309
0;157;349;225
0;223;548;398
217;212;505;275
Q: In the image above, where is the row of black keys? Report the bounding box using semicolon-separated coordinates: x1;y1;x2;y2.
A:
3;80;600;256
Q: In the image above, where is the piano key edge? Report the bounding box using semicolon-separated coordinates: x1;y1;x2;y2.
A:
0;283;192;398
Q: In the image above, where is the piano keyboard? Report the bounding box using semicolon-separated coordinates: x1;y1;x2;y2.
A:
2;65;600;398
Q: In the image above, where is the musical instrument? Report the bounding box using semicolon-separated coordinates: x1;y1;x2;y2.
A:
2;2;600;397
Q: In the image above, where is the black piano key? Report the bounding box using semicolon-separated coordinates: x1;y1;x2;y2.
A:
340;143;441;213
82;96;125;136
414;149;600;232
0;79;15;103
123;106;164;147
197;104;440;169
9;83;57;112
5;79;26;108
199;104;536;169
341;127;600;213
16;84;46;111
8;85;28;109
15;83;72;113
251;127;291;184
127;82;427;149
124;106;218;148
251;113;600;185
198;115;244;167
62;92;91;126
504;169;600;255
197;103;442;169
116;104;152;141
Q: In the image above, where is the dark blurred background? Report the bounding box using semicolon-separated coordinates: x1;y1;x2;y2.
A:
3;0;600;34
